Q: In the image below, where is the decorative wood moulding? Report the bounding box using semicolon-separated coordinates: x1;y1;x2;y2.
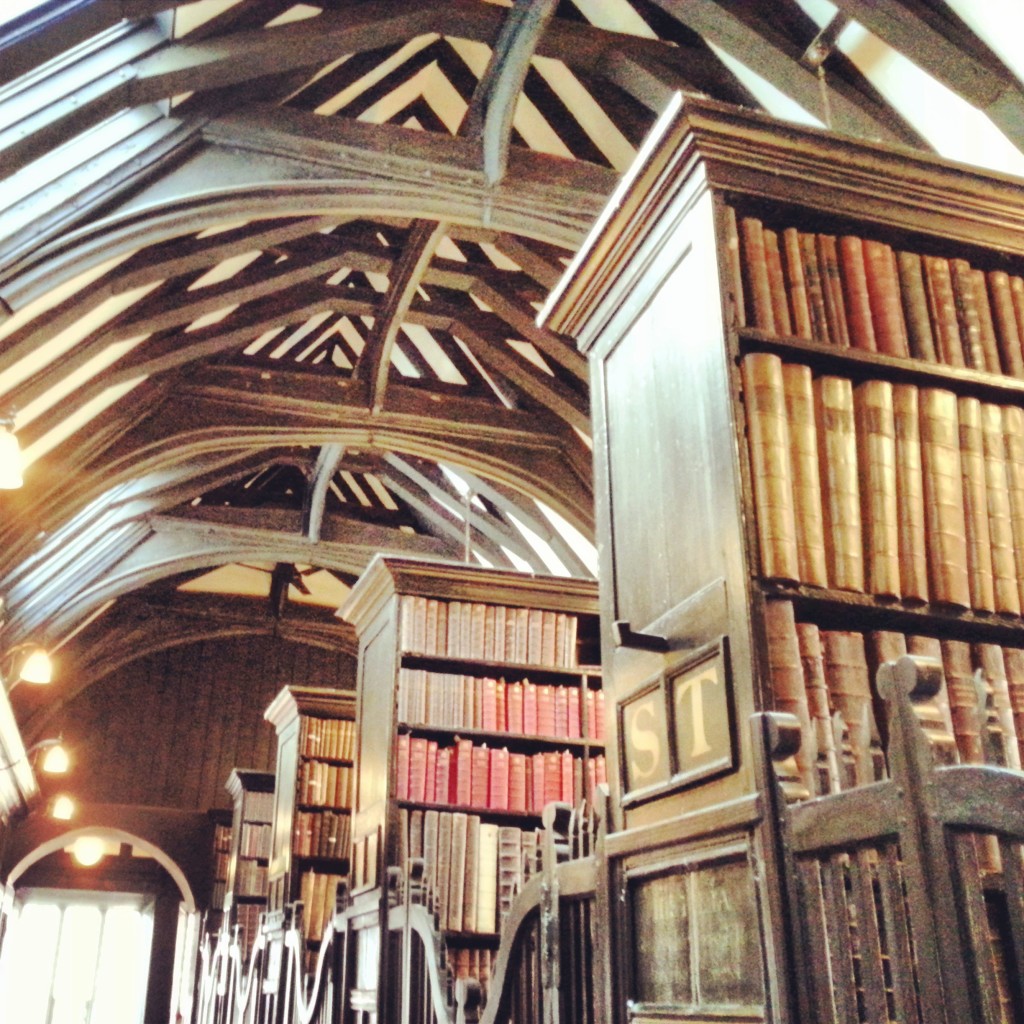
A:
264;685;357;731
339;554;598;635
542;93;1024;348
226;768;275;803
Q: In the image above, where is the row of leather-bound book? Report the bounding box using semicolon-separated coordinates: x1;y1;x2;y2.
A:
731;212;1024;377
764;600;1024;802
743;351;1024;613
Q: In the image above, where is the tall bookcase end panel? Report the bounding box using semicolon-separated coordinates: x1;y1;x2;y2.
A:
339;555;603;996
543;94;1024;1022
223;769;274;958
264;685;357;951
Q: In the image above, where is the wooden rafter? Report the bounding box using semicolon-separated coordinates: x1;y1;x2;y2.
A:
304;443;346;543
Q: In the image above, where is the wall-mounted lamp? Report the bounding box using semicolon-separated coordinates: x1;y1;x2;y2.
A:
4;644;53;688
0;736;69;775
0;416;22;490
50;794;75;821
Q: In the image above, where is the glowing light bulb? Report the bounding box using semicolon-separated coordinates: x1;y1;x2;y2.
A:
71;835;105;867
50;794;75;820
0;425;22;490
41;743;69;774
19;648;51;685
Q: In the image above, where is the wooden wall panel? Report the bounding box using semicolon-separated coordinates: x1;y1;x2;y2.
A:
58;637;356;812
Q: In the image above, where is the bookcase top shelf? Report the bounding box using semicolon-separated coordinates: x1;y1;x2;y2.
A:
264;684;357;729
541;93;1024;348
339;555;599;633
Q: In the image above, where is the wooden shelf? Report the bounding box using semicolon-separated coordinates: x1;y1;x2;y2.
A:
299;753;354;766
401;652;599;685
296;803;352;814
397;798;541;826
397;722;603;754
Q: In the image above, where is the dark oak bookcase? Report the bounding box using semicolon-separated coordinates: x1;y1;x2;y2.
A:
340;555;601;1001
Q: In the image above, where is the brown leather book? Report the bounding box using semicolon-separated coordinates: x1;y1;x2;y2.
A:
782;363;828;586
816;234;850;348
974;643;1021;770
723;206;746;328
822;630;881;786
971;268;1002;373
800;232;830;343
892;384;929;603
1001;645;1024;769
906;634;958;765
855;379;901;598
838;235;876;351
896;250;938;362
987;270;1024;377
980;402;1020;615
923;255;965;367
957;396;995;612
764;600;816;798
941;639;985;765
1003;406;1024;612
919;389;970;607
742;353;800;582
950;258;988;370
863;239;909;357
740;217;775;332
782;227;812;340
764;228;793;336
796;622;844;793
814;375;864;591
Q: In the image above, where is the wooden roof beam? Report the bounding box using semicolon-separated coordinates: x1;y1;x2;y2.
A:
304;443;345;543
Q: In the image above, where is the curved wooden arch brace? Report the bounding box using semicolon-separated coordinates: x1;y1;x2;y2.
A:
5;820;200;911
20;593;357;745
1;109;616;311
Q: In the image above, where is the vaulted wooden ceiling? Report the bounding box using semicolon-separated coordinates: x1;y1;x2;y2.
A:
1;0;1022;748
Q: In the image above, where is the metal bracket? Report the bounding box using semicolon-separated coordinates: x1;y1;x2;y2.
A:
613;620;668;652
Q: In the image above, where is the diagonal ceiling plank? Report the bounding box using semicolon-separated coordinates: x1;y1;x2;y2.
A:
356;219;449;412
831;0;1024;151
460;0;558;185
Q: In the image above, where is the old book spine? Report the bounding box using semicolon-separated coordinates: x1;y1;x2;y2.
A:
817;234;850;348
971;268;1002;374
764;228;793;336
974;644;1021;771
822;630;880;786
764;600;816;798
1002;646;1024;769
864;239;910;357
782;227;812;340
1003;406;1024;613
919;389;970;607
855;379;901;598
1011;277;1024;358
905;635;958;757
987;271;1024;377
742;354;800;582
782;363;828;587
800;231;830;343
896;251;938;362
838;235;877;351
797;622;844;793
814;375;864;591
924;255;966;367
950;258;988;370
941;640;985;764
740;217;775;332
723;206;746;327
980;403;1021;615
892;385;929;603
958;396;995;612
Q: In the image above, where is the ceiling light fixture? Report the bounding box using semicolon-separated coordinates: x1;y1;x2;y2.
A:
0;415;22;490
50;794;75;821
4;644;53;688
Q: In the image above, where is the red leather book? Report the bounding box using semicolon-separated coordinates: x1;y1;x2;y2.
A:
567;687;582;740
586;689;597;740
489;747;510;810
455;738;473;807
523;681;539;735
471;743;490;808
408;738;429;803
495;679;507;734
559;750;574;804
508;753;528;812
536;684;556;737
586;757;597;803
553;686;569;737
434;745;453;804
543;751;561;807
530;753;546;813
396;733;410;801
506;682;524;734
424;741;438;807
